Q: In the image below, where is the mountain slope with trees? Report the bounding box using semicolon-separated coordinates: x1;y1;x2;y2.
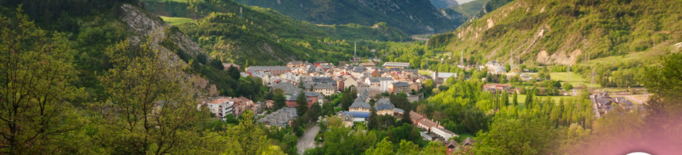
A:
142;0;412;65
231;0;463;34
428;0;682;66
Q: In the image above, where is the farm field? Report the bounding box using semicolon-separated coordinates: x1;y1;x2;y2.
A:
160;16;195;26
549;72;602;88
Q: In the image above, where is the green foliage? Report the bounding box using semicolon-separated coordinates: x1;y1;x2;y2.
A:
475;115;557;155
0;10;85;154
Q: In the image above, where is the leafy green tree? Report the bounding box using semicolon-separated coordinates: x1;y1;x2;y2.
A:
97;37;206;154
475;116;556;155
364;138;394;155
396;140;419;155
226;110;273;155
0;10;84;154
563;83;573;92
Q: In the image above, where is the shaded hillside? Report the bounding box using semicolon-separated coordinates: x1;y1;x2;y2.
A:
232;0;463;34
142;0;409;65
428;0;682;65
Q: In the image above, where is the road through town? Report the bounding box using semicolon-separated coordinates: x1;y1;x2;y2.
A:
297;124;320;154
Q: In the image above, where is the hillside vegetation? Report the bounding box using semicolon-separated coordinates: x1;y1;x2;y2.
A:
429;0;682;66
231;0;463;34
143;0;411;65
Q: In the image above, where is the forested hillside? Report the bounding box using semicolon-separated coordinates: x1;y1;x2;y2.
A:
231;0;463;34
429;0;682;66
142;0;411;65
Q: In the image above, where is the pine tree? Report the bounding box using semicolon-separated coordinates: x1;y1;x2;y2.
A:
513;91;518;106
295;90;309;115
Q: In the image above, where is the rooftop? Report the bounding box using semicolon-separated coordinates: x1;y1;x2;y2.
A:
247;66;290;70
344;111;370;118
392;81;410;87
383;62;410;68
349;98;371;109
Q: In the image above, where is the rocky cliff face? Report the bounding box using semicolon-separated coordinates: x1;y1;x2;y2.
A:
119;4;209;62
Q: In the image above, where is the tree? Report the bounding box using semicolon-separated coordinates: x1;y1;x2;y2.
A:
402;109;412;124
364;138;394;155
513;91;518;106
368;108;378;129
0;10;84;154
228;65;241;79
475;116;556;155
296;90;309;116
226;110;271;155
501;92;509;106
274;91;286;109
563;83;573;92
425;79;434;90
98;37;205;154
642;52;682;140
309;102;322;122
210;58;224;70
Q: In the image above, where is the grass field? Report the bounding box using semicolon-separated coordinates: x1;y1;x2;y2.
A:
418;70;432;76
160;16;195;26
549;72;602;88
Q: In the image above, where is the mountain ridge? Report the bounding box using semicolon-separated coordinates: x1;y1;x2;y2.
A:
232;0;463;34
428;0;682;66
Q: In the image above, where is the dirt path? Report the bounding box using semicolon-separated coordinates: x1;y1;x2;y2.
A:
297;124;320;154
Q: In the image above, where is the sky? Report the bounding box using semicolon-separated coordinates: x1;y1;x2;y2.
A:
456;0;476;4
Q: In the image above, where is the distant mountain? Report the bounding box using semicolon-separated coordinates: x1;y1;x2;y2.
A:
430;0;459;9
429;0;682;65
232;0;463;34
447;0;490;19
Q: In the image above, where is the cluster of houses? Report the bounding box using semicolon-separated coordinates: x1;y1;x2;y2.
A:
594;91;637;114
199;96;260;121
258;107;297;128
244;61;434;102
331;89;406;127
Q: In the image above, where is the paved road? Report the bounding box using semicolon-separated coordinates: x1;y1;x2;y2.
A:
297;124;320;154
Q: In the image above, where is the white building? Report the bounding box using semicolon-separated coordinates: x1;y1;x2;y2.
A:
379;77;394;92
432;127;458;141
204;97;234;120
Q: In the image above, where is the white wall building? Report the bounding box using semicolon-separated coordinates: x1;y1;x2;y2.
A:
379;77;394;92
204;97;234;120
